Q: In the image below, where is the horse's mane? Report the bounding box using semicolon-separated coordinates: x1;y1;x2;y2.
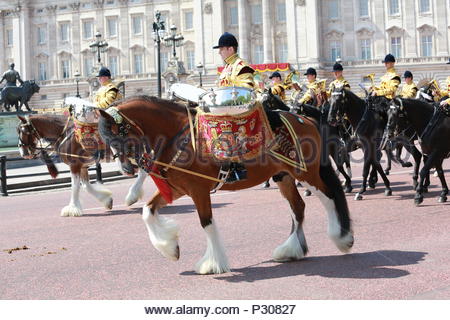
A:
29;114;69;134
110;95;195;116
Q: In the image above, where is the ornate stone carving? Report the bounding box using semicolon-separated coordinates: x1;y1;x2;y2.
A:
93;0;105;9
46;5;58;14
325;29;344;40
356;27;375;37
204;3;213;14
386;25;405;35
69;2;81;11
416;24;436;33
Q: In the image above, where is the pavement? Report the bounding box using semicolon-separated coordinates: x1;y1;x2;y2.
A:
0;154;449;300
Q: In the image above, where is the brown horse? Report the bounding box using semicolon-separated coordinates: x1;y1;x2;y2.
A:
97;96;354;274
17;114;148;216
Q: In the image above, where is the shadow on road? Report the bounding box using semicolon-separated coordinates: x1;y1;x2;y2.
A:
181;250;427;282
82;202;232;217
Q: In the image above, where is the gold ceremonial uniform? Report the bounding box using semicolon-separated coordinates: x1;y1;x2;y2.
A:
400;82;418;99
327;77;350;97
271;83;286;101
432;77;450;103
373;67;401;99
94;80;123;109
299;79;322;105
218;53;255;89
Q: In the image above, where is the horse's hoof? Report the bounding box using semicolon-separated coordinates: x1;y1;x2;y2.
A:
105;198;113;210
423;187;429;193
438;196;447;203
303;190;312;197
384;170;390;176
414;196;424;206
402;162;413;168
61;205;83;217
369;182;376;189
434;171;439;177
385;189;392;196
354;193;363;201
344;186;353;193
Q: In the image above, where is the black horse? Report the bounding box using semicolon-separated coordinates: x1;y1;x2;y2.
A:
328;87;392;200
0;80;40;112
263;89;353;193
386;98;449;204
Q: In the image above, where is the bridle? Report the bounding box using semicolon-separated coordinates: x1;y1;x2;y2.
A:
329;89;348;126
17;118;50;158
108;108;194;178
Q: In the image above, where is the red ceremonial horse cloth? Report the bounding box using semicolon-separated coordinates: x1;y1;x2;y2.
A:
196;102;275;162
73;119;105;152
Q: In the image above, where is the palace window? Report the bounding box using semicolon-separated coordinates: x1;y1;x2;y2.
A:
359;0;369;17
132;16;143;35
184;11;193;30
38;62;47;81
389;0;400;15
253;45;264;64
107;17;118;37
251;4;262;25
6;29;13;46
186;50;195;71
277;2;286;22
419;0;430;13
391;36;402;58
230;7;238;26
109;56;118;76
421;35;433;57
83;57;94;77
278;43;288;62
61;60;70;79
37;26;46;45
329;0;339;19
60;23;70;42
161;52;169;72
360;39;371;60
330;40;342;61
134;54;143;74
82;20;93;39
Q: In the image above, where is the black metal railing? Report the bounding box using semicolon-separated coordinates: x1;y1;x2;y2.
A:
0;155;113;196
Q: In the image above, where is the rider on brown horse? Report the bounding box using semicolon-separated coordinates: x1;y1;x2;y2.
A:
214;32;255;183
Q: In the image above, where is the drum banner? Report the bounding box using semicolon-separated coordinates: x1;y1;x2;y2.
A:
196;102;274;162
73;119;105;152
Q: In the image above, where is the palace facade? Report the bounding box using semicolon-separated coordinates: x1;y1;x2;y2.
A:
1;0;450;108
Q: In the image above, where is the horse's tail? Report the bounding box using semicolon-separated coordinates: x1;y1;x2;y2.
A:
40;150;59;178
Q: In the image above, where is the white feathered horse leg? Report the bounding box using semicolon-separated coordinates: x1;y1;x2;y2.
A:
80;167;113;210
61;170;83;217
125;168;146;206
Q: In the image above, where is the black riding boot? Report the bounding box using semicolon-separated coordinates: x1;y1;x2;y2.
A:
226;162;247;183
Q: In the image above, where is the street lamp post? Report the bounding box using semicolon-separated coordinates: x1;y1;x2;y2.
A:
74;70;81;98
89;31;108;64
164;24;184;60
196;62;204;87
153;11;165;98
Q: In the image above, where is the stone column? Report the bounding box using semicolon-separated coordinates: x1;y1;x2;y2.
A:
70;3;81;76
238;0;249;60
119;2;130;75
0;13;4;73
193;0;205;68
285;0;298;65
305;0;320;64
46;5;58;80
262;0;273;63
